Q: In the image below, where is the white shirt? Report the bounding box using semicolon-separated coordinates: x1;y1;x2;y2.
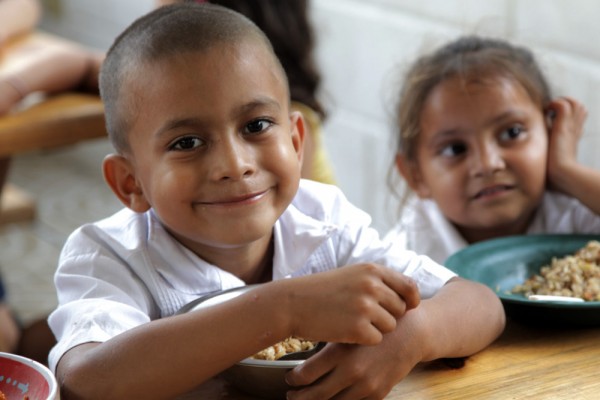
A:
386;191;600;265
48;180;456;371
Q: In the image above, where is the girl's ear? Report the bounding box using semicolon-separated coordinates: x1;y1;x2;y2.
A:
103;154;151;213
395;154;432;199
544;107;556;133
289;110;305;164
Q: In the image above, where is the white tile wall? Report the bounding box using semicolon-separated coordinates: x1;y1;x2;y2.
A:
39;0;154;51
38;0;600;233
311;0;600;231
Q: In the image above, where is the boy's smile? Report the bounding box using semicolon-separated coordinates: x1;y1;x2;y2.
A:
105;38;304;273
195;189;270;207
412;75;548;242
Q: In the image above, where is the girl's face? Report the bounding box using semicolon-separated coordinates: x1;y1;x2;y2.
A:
404;75;548;243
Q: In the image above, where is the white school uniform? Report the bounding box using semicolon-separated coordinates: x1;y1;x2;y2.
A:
48;180;456;371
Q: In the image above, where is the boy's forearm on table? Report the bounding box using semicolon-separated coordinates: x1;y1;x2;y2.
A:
57;283;294;399
414;278;505;362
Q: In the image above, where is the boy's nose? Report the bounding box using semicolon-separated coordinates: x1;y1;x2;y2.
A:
469;142;505;177
211;136;255;181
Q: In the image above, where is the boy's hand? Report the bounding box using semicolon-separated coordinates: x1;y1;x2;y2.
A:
284;263;420;346
546;96;588;191
285;309;423;400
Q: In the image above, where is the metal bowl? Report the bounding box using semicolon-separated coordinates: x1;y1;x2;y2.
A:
225;357;302;399
178;285;319;399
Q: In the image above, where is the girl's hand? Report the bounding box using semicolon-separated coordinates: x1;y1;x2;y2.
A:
283;263;420;346
546;97;588;191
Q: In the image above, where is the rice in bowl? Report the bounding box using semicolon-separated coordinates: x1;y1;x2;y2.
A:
512;240;600;301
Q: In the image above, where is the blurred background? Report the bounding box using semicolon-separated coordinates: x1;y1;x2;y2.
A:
2;0;600;325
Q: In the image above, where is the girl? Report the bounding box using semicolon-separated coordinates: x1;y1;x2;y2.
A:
387;35;600;264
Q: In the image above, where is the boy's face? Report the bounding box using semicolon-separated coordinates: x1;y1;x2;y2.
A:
407;75;548;242
116;40;303;256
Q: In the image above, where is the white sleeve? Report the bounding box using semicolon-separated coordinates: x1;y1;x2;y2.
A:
47;226;155;372
385;247;457;298
331;192;456;298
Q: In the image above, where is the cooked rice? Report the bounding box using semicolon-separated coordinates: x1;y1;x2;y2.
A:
512;240;600;301
251;337;316;361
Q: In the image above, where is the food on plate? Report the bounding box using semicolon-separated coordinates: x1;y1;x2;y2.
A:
251;337;316;361
512;240;600;301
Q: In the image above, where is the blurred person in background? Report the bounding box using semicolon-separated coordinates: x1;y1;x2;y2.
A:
0;0;40;45
0;0;42;354
0;0;104;201
0;0;102;360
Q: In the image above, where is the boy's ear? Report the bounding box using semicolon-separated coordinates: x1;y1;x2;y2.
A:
103;154;151;212
395;154;432;199
289;110;305;163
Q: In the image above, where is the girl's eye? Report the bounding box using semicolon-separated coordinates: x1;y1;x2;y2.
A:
499;125;525;141
170;136;204;151
439;142;467;158
245;119;272;135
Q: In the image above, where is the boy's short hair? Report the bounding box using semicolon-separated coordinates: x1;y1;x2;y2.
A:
99;3;286;154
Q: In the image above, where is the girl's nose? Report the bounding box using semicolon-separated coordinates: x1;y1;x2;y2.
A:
469;142;505;177
210;135;255;181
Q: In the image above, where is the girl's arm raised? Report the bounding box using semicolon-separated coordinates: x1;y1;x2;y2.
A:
546;97;600;214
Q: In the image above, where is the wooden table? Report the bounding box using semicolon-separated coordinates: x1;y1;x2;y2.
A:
184;318;600;399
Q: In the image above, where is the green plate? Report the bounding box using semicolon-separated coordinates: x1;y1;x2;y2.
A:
445;234;600;326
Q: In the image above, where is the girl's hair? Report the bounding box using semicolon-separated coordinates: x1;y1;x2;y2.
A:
396;35;552;162
203;0;327;120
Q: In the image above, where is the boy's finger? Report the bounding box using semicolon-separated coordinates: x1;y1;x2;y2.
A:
286;344;336;387
381;270;420;310
377;286;408;319
370;304;399;334
352;321;384;346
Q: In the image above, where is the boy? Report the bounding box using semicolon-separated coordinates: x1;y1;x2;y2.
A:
48;4;505;399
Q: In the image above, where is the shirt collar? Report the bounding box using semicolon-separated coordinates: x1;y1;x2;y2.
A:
272;202;335;279
147;203;335;291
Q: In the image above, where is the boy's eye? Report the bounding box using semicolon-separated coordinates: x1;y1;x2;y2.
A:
170;136;204;151
245;119;272;135
439;142;467;158
499;125;525;141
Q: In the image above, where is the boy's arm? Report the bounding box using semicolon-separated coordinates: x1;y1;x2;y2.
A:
403;277;505;360
546;97;600;214
56;264;419;400
286;277;505;400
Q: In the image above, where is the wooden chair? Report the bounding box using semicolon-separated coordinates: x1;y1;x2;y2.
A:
0;92;106;224
0;28;107;224
0;92;105;158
